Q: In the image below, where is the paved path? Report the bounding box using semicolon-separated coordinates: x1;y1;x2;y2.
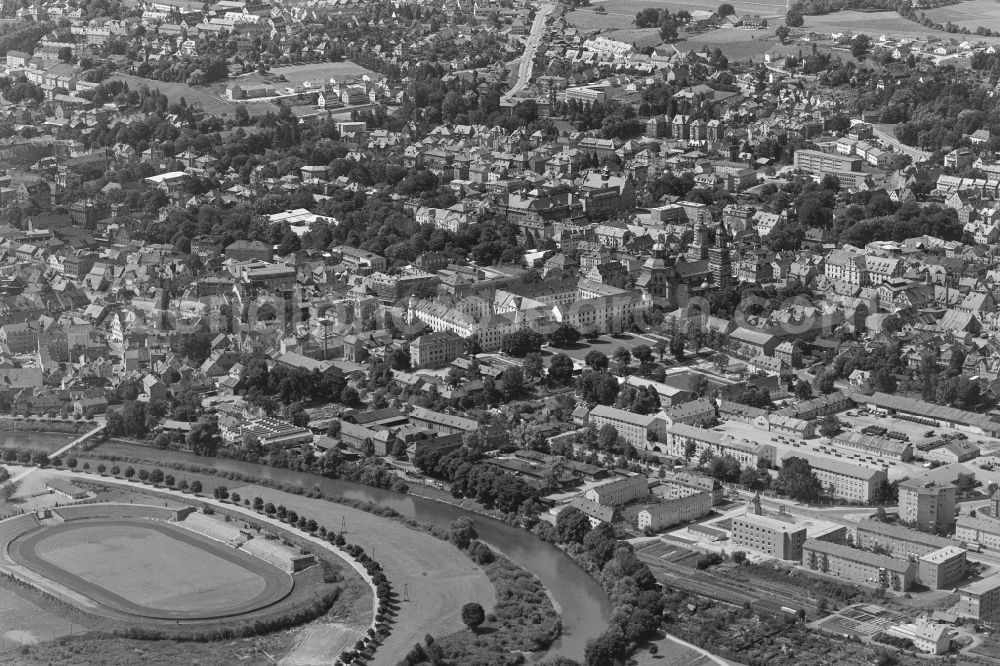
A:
872;123;931;162
503;3;554;103
48;423;105;461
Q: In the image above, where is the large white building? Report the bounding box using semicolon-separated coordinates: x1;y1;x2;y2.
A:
664;423;776;468
588;404;666;450
794;455;885;503
584;475;649;507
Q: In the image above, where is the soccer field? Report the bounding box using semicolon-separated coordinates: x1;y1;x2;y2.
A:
10;520;292;620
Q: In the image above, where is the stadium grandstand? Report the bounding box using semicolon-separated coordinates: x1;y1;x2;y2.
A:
177;512;249;547
54;503;177;522
241;537;316;572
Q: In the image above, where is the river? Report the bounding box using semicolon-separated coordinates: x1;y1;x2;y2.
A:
0;431;75;452
34;439;613;660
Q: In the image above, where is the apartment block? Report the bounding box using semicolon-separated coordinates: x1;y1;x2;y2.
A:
588;404;666;450
732;513;807;561
584;475;649;507
918;546;966;589
409;331;464;369
665;423;776;468
957;574;1000;619
795;455;885;503
856;519;960;559
801;539;915;591
899;478;957;532
627;490;711;532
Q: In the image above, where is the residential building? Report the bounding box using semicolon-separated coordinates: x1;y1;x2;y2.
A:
627;490;711;532
957;574;1000;618
801;539;915;591
856;519;961;559
664;423;776;468
917;546;966;589
584;475;649;507
732;512;807;561
409;331;464;369
886;623;950;655
899;478;957;532
793;455;885;503
588;404;666;450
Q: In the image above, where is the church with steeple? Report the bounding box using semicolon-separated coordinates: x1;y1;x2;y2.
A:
635;220;734;307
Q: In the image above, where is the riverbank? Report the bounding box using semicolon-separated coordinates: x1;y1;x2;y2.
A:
3;439;613;660
0;419;96;435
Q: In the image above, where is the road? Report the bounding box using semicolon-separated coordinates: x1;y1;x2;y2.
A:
502;3;554;103
872;123;931;162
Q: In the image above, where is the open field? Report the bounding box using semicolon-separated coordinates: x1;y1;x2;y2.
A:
110;74;277;117
280;623;365;666
925;0;1000;32
227;484;496;666
802;10;1000;45
683;28;777;61
0;586;87;648
268;61;377;86
2;634;297;666
571;0;786;29
10;519;292;620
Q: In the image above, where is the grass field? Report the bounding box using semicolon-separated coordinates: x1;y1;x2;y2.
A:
226;483;497;664
684;28;777;61
803;10;1000;44
268;62;378;86
925;0;1000;32
11;520;292;619
0;586;87;647
570;0;786;30
110;74;277;117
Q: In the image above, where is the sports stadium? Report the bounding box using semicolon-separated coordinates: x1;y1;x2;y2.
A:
0;502;324;628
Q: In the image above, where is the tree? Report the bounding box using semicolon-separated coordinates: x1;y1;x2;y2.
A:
775;24;790;43
66;457;77;469
523;352;544;382
186;417;221;457
549;353;575;384
214;485;229;501
613;347;631;370
717;3;735;17
794;380;813;400
732;550;747;565
556;506;591;544
449;517;478;549
775;457;823;502
461;602;486;634
549;323;580;348
501;329;544;357
585;350;609;372
851;34;871;58
190;480;203;494
670;336;686;360
124;466;135;479
501;366;525;400
633;345;654;371
149;468;164;484
253;496;264;512
713;352;729;373
786;5;803;27
819;415;842;437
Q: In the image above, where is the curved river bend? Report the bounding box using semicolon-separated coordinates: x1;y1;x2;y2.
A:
0;434;612;660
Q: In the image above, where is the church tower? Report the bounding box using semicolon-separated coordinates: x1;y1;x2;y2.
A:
686;221;710;262
709;221;733;288
636;238;676;306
